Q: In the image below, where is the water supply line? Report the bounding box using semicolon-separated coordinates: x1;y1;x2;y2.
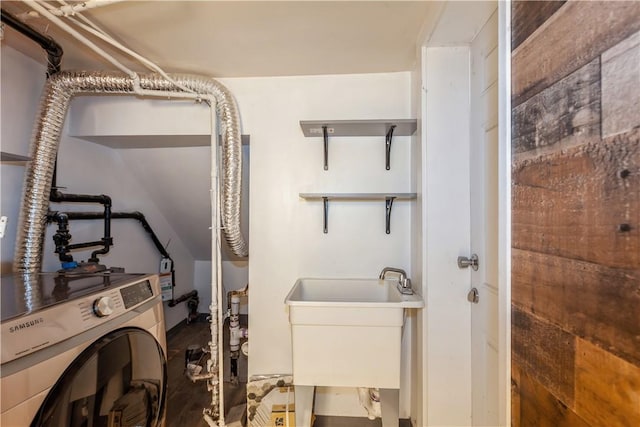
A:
213;102;226;426
49;190;112;263
48;210;173;259
228;286;249;386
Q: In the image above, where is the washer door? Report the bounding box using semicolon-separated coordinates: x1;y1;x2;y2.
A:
31;327;166;427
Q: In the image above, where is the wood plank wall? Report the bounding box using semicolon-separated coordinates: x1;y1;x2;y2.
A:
511;1;640;426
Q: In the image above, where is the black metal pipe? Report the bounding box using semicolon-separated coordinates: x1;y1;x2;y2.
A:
128;213;171;260
90;202;111;262
50;190;111;205
51;212;73;262
66;240;108;251
186;295;200;323
230;358;238;382
47;209;178;304
50;191;113;261
56;211;171;259
168;290;198;308
1;9;63;77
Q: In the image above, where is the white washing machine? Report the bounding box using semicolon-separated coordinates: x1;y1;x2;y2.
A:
0;272;167;427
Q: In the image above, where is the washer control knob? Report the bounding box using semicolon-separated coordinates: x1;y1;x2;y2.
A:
93;296;114;317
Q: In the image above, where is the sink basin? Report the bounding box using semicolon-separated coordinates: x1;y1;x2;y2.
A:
285;278;424;308
285;278;424;389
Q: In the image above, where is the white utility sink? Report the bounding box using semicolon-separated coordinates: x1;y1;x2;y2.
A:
285;278;424;427
285;278;423;388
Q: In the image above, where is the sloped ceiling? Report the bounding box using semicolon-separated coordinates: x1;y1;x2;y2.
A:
117;145;250;262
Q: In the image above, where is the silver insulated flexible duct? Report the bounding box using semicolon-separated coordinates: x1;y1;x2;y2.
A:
13;70;248;275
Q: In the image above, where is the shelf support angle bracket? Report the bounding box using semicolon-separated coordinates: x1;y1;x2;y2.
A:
385;125;396;170
323;125;329;171
323;196;329;233
385;196;396;234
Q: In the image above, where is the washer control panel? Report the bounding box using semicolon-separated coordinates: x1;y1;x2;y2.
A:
1;275;159;365
120;280;154;309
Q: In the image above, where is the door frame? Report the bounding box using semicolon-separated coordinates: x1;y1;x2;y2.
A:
413;1;510;426
497;2;512;425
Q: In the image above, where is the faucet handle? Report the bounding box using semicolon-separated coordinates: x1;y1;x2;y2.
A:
397;278;414;295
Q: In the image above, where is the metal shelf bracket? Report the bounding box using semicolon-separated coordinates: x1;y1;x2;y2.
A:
323;126;329;171
385;197;396;234
385;125;396;171
323;196;329;233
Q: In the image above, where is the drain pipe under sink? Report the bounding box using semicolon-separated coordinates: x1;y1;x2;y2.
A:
358;387;382;420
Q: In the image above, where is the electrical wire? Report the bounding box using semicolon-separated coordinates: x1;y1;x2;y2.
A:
46;0;127;16
28;0;203;98
26;0;136;77
63;13;199;95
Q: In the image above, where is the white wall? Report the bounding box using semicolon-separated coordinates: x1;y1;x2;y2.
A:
220;73;415;417
410;50;426;427
422;47;472;427
193;260;213;312
412;14;477;427
69;98;217;261
1;46;46;272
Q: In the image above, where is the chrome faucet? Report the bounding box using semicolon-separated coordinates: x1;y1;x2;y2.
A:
379;267;414;295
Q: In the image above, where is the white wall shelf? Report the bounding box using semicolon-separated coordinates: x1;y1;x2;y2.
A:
299;119;417;170
299;192;417;234
74;134;251;149
1;152;30;163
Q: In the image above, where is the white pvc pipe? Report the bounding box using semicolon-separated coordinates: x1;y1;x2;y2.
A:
64;14;198;95
30;0;200;98
131;77;205;102
26;1;136;78
210;102;226;426
48;0;126;16
30;2;204;103
216;111;226;427
229;295;240;351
